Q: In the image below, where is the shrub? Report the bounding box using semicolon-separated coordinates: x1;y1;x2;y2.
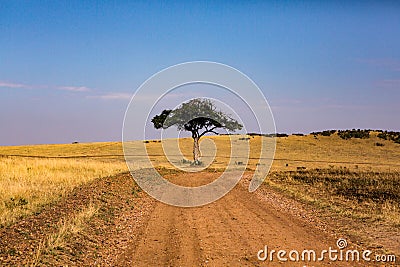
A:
338;129;370;140
181;159;191;164
191;160;203;166
377;131;400;144
310;130;336;136
377;132;387;140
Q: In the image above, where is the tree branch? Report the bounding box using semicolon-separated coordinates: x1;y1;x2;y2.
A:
191;129;200;138
199;126;219;137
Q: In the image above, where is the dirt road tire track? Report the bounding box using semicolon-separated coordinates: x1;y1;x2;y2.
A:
114;172;363;266
0;171;385;266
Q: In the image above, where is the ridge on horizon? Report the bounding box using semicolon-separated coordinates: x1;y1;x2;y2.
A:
1;128;400;147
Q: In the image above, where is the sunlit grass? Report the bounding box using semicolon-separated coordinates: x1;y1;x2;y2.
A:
32;202;99;266
0;131;399;227
146;132;400;172
266;168;400;227
0;157;127;227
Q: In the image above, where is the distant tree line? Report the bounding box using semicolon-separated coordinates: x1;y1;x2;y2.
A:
310;130;337;137
311;129;371;139
311;129;370;139
247;133;289;137
309;129;400;143
219;130;400;144
337;129;370;139
377;131;400;144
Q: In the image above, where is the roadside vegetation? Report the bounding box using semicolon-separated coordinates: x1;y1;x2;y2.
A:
0;156;126;227
264;167;400;257
33;202;99;265
266;168;400;227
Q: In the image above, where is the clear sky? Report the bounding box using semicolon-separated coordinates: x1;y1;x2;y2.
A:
1;1;399;145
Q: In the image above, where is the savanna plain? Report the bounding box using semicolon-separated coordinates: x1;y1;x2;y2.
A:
0;130;399;266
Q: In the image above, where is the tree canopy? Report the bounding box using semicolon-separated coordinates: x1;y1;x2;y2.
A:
151;98;243;163
151;98;242;138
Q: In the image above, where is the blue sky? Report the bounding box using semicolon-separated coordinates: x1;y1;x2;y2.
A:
1;1;399;145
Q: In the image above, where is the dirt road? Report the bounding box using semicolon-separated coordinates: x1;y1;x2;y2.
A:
0;171;377;266
115;172;360;266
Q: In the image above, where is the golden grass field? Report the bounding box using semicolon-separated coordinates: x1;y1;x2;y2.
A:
0;131;399;228
147;132;400;172
0;157;126;227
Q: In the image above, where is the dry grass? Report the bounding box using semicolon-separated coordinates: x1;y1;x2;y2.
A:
0;156;126;227
265;168;400;227
2;131;397;171
0;131;399;227
48;203;98;249
0;142;123;160
32;202;99;266
144;132;400;172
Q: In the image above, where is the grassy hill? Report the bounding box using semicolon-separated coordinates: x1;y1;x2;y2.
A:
0;131;399;227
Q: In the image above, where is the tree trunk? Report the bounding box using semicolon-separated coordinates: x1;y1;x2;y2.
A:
193;137;200;164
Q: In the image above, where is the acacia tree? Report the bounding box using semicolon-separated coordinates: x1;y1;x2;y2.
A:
151;98;242;164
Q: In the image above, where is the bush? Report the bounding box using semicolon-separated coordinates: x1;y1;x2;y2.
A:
310;130;336;136
338;129;370;140
377;132;387;140
181;158;191;164
377;131;400;144
323;130;336;136
191;160;203;166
